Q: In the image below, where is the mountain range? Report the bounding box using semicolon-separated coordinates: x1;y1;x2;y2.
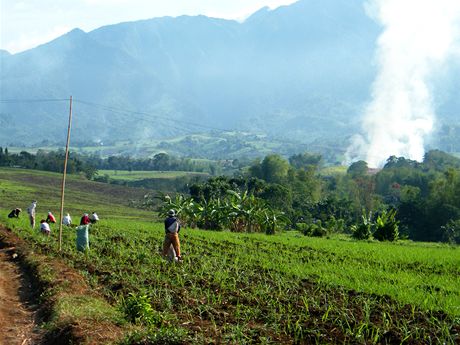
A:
0;0;458;157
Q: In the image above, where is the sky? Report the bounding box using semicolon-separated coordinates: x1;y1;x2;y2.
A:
0;0;297;54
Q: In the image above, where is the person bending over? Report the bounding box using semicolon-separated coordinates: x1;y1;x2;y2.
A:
8;208;21;218
46;211;56;224
40;219;51;236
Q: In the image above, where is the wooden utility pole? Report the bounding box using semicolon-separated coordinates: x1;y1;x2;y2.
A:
59;96;73;251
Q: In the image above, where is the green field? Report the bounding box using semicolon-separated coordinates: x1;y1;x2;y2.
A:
99;170;209;181
1;168;459;344
0;167;152;219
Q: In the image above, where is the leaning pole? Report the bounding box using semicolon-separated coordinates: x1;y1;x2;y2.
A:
59;96;73;251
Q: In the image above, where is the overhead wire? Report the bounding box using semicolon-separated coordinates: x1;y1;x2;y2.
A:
73;99;232;133
0;98;69;103
0;97;347;152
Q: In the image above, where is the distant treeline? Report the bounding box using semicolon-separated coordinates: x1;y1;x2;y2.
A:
84;152;225;175
0;147;97;178
0;147;225;178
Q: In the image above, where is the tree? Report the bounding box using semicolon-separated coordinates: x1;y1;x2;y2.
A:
153;153;170;170
260;155;290;183
347;160;368;178
289;152;322;170
260;183;292;212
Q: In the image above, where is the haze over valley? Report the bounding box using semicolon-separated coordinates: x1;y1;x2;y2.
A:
1;0;459;165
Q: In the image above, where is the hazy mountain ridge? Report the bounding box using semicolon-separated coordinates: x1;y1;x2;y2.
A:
1;0;458;156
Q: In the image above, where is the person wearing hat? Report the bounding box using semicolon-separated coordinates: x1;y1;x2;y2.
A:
8;208;22;218
162;209;182;261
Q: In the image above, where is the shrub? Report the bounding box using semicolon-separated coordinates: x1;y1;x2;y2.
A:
351;223;372;240
352;212;372;240
302;221;327;237
373;209;399;242
122;293;162;326
311;224;327;237
325;216;345;233
441;219;460;244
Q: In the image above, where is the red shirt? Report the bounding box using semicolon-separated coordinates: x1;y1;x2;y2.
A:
47;213;56;223
80;215;91;225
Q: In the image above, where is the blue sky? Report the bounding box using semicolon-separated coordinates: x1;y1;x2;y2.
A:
0;0;297;54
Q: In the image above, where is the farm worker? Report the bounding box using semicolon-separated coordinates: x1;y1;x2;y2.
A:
89;212;99;224
62;213;72;226
40;219;51;236
46;211;56;224
162;209;182;261
7;208;21;218
27;201;37;229
80;213;91;225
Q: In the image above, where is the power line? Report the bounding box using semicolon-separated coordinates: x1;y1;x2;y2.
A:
0;97;345;151
73;99;232;133
0;97;227;135
73;100;189;133
0;98;69;103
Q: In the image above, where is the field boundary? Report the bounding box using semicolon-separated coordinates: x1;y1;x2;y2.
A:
0;225;126;345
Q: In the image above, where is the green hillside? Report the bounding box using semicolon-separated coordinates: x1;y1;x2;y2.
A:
0;168;459;344
0;167;151;219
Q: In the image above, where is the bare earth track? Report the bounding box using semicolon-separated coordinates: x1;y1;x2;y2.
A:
0;242;41;345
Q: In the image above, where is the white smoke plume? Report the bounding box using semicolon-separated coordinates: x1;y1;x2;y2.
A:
346;0;460;168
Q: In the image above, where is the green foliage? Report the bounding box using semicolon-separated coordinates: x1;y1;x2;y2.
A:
0;148;98;178
302;220;327;237
157;188;287;233
324;216;345;233
423;149;460;171
347;160;368;178
351;212;372;240
1;206;460;343
2;157;460;343
121;327;187;345
250;154;290;183
289;152;323;170
374;209;399;242
122;293;162;326
93;152;220;174
441;219;460;244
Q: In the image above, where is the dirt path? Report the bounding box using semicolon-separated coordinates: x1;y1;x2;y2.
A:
0;245;41;345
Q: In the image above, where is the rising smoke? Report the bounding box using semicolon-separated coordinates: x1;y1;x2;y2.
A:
346;0;460;168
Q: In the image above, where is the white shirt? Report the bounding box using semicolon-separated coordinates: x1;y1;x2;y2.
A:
90;213;99;221
27;202;37;216
63;215;72;226
40;222;51;232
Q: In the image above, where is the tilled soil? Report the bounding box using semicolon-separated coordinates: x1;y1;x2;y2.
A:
0;245;41;345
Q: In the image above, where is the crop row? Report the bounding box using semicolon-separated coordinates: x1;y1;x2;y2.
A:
2;214;459;344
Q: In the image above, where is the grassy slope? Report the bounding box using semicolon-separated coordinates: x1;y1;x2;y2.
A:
1;167;459;343
0;167;151;219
